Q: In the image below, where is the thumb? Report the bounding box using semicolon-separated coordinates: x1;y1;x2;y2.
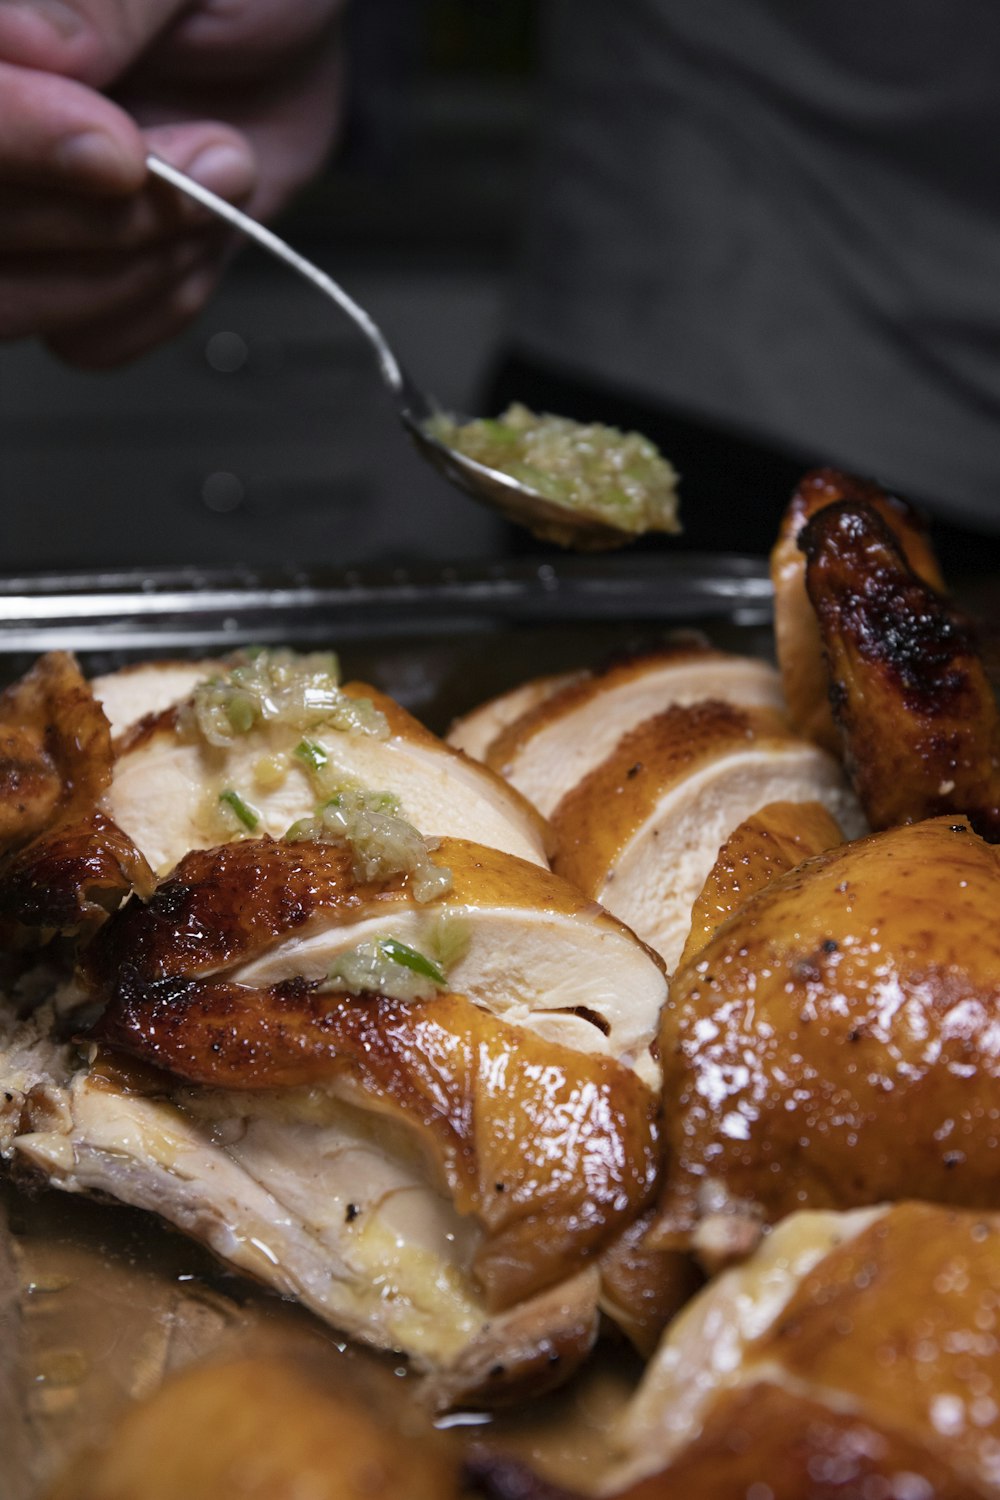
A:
141;120;258;205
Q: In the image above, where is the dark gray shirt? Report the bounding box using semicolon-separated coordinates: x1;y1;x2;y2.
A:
510;1;1000;529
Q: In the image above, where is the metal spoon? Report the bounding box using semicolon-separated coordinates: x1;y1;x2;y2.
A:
147;154;636;550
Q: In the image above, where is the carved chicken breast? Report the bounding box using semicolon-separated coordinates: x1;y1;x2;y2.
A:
106;677;549;874
550;701;862;971
209;837;669;1081
480;644;785;818
1;834;661;1405
802;500;1000;840
655;815;1000;1255
608;1203;1000;1500
771;468;945;753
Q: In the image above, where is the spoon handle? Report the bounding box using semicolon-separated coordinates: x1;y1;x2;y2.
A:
146;154;417;408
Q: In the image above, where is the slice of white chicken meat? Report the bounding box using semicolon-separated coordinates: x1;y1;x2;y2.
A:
551;703;864;972
0;994;600;1407
446;670;586;763
90;660;223;740
231;838;668;1086
104;682;549;876
484;646;787;818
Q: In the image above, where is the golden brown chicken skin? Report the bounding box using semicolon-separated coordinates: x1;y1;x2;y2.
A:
802;500;1000;840
85;837;661;1311
654;816;1000;1248
770;468;945;753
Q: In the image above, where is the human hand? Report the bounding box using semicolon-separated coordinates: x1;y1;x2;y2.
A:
0;0;347;366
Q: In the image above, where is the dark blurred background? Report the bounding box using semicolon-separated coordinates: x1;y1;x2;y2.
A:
0;1;538;572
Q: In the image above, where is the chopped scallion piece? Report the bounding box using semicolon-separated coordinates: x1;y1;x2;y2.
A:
295;738;330;773
379;938;445;986
219;788;260;832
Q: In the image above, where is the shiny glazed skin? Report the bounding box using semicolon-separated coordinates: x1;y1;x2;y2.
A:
802;501;1000;840
656;816;1000;1241
614;1382;983;1499
95;987;660;1312
770;468;945;754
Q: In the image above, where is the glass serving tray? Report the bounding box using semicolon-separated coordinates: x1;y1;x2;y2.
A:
0;553;775;1499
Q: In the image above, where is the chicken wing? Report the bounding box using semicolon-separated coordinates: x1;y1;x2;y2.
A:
801;499;1000;839
770;467;945;753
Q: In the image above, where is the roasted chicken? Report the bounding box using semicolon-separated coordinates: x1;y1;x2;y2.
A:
655;815;1000;1254
108;676;548;874
47;1355;461;1500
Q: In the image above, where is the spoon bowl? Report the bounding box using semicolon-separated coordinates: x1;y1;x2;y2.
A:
147;154;642;550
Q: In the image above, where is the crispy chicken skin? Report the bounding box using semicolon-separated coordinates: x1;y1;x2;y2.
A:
0;652;113;852
802;500;1000;840
770;468;945;753
85;837;660;1311
609;1204;1000;1499
654;816;1000;1250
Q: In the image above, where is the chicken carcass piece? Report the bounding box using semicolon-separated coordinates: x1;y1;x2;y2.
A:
446;671;586;762
107;677;549;874
654;815;1000;1258
90;659;223;740
802;500;1000;840
2;838;659;1404
0;652;113;851
481;644;785;818
0;654;150;949
550;701;862;971
770;467;945;753
607;1203;1000;1500
48;1355;461;1500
